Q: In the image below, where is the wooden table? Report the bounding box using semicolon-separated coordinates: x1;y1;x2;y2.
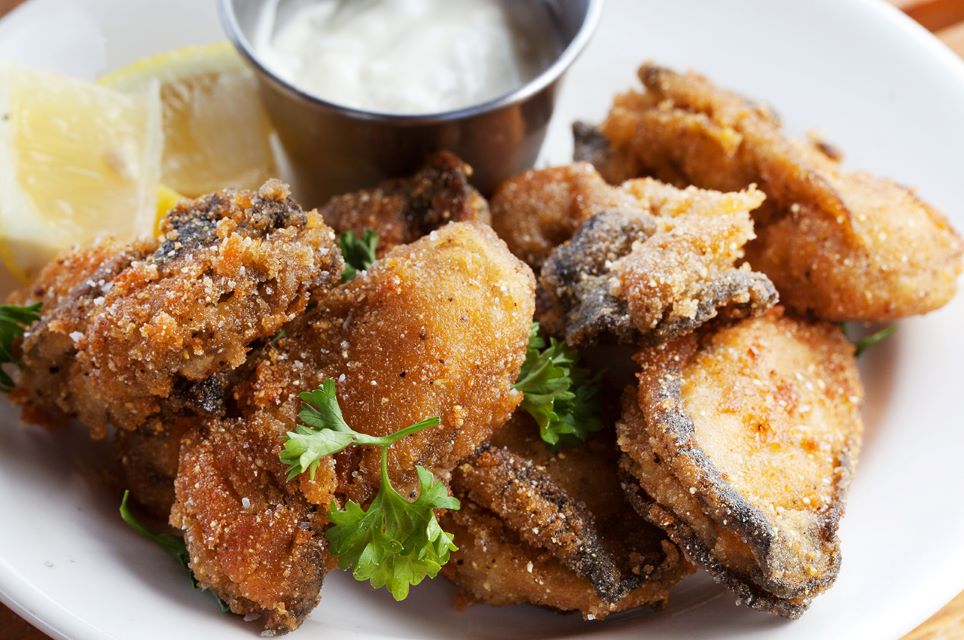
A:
0;0;962;637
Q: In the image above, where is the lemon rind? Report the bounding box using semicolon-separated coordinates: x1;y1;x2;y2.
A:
97;41;244;90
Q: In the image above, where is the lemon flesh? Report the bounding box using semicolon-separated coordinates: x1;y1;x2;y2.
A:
0;61;162;284
100;43;278;197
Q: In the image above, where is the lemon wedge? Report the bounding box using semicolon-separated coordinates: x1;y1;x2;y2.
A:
100;42;278;198
0;61;163;284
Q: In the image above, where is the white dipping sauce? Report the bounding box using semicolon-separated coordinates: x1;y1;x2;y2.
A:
256;0;555;114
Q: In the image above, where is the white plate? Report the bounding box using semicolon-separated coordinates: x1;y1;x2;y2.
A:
1;0;963;638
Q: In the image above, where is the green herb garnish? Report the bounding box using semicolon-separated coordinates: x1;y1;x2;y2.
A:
0;302;41;393
513;323;603;447
339;229;378;282
280;379;440;481
853;325;897;357
326;450;459;600
841;323;897;357
119;490;229;613
280;380;459;600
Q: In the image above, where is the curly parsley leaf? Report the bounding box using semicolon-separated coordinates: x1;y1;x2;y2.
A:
326;452;459;601
281;380;459;599
119;490;229;613
280;379;440;480
339;229;378;282
514;323;603;447
0;302;41;393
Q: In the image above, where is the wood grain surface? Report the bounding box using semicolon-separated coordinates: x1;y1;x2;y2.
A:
0;0;961;638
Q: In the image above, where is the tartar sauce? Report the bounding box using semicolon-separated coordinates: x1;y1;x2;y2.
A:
255;0;555;114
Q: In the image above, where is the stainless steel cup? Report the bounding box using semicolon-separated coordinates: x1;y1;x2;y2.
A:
220;0;603;205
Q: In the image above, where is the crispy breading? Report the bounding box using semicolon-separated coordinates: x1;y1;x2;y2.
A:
576;63;963;321
172;412;330;631
319;151;490;255
450;444;627;605
615;209;776;340
443;415;691;619
12;180;343;438
232;221;535;504
617;309;863;617
8;239;147;428
540;183;776;345
172;222;535;632
538;208;658;342
489;163;640;269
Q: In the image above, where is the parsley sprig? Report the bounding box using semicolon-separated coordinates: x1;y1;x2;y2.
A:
339;229;378;282
327;451;459;600
280;380;459;600
0;302;41;393
514;323;603;447
119;490;229;613
280;380;440;481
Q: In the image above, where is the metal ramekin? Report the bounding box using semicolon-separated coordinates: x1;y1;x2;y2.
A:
220;0;604;205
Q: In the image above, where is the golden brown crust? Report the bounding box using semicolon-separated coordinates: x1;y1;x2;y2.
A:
617;211;775;338
444;501;687;620
172;222;535;632
490;163;640;269
171;413;331;632
539;181;776;345
319;151;490;255
443;415;691;619
617;310;864;617
13;180;343;438
232;222;535;504
13;178;532;633
450;444;627;603
577;63;963;321
9;239;147;428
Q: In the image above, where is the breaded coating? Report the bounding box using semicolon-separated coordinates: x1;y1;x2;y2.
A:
113;372;235;518
617;310;863;617
13;181;342;439
489;163;640;269
450;445;626;604
540;184;776;346
576;63;963;321
8;239;148;428
443;415;691;619
172;222;535;632
233;221;535;504
319;151;490;254
571;121;643;188
538;208;658;342
616;208;776;340
114;417;196;519
172;413;330;631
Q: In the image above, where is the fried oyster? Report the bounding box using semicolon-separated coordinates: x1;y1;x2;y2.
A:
575;63;963;321
319;150;490;255
172;222;535;632
12;180;342;439
539;177;776;346
617;309;863;617
489;163;640;269
443;414;691;619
